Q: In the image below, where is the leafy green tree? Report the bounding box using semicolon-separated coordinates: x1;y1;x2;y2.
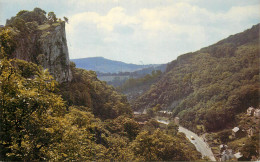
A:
131;129;198;161
105;116;139;140
47;12;57;25
218;130;231;143
16;10;29;17
166;121;179;136
11;18;28;33
0;27;16;58
0;59;65;160
241;135;259;160
59;64;132;120
33;7;46;15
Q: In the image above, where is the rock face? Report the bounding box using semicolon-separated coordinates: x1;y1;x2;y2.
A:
12;22;72;82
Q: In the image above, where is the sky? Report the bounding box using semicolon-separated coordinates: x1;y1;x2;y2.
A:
0;0;260;64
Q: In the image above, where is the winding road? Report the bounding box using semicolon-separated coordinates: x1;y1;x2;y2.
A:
157;119;216;161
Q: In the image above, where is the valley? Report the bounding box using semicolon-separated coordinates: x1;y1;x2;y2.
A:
67;23;260;161
1;5;259;162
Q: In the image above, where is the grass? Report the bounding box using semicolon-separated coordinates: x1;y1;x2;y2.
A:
38;24;50;30
155;116;169;121
38;22;60;31
196;125;205;131
211;146;219;155
227;137;248;152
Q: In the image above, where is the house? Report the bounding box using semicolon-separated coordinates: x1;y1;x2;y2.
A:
232;127;246;138
221;149;234;161
219;144;228;153
247;127;256;137
174;117;179;125
247;107;255;116
134;111;142;116
254;109;260;118
234;152;243;160
158;110;172;116
142;109;147;114
138;121;147;126
158;110;167;115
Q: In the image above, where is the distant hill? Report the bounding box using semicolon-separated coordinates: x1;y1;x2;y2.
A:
71;57;160;73
97;64;167;84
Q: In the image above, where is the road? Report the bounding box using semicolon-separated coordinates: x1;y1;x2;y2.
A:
157;119;216;161
179;126;216;161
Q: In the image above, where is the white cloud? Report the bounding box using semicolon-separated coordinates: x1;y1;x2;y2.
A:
1;0;259;63
68;7;139;32
65;1;260;64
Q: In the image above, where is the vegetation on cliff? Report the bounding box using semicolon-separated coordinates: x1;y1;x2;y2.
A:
59;62;133;120
3;8;72;82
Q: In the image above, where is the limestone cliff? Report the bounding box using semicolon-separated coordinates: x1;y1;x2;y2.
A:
11;21;72;82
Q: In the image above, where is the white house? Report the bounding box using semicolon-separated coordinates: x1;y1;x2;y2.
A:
247;107;255;116
232;127;246;138
254;109;260;118
174;117;179;125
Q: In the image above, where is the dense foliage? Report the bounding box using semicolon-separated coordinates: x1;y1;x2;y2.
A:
119;70;162;92
6;8;53;27
131;129;199;161
133;24;259;132
0;58;65;160
0;57;201;161
118;70;163;102
0;8;202;161
59;62;133;120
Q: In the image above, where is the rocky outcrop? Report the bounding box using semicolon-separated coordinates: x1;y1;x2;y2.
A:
11;21;72;82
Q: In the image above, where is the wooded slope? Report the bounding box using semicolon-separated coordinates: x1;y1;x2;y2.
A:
133;24;259;131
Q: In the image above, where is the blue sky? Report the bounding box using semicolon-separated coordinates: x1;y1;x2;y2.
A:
1;0;259;64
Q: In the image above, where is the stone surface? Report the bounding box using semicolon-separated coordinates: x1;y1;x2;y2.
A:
12;21;72;82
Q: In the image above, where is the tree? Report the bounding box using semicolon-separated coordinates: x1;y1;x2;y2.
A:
47;12;57;25
0;27;16;58
63;16;69;24
241;135;259;160
167;121;179;136
12;18;28;33
0;59;66;160
218;130;231;143
33;7;46;15
16;10;29;17
130;129;195;161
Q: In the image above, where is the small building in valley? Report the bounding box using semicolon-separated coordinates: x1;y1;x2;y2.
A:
134;111;142;116
174;117;180;125
234;152;243;161
221;149;234;161
254;109;260;118
219;144;228;153
247;127;256;137
138;121;147;126
232;127;246;138
247;107;255;116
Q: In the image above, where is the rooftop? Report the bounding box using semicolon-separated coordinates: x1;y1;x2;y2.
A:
232;127;239;132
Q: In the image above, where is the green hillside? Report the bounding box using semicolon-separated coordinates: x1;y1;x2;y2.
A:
133;24;259;132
